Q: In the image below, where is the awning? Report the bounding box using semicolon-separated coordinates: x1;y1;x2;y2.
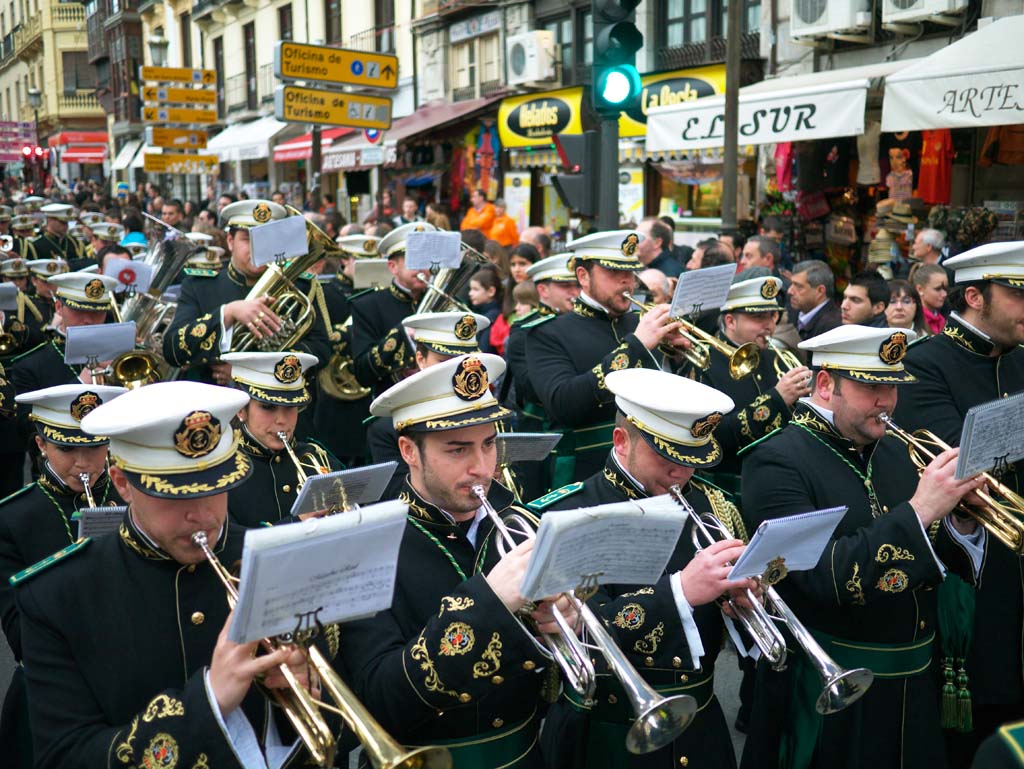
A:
882;17;1024;131
207;116;291;162
47;131;107;148
132;145;159;170
111;139;142;171
646;60;913;153
321;96;502;173
62;145;107;164
273;127;353;163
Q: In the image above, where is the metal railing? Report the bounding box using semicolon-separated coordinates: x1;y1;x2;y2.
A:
225;72;247;111
452;84;475;102
480;79;503;97
347;24;394;52
656;30;760;69
259;62;274;103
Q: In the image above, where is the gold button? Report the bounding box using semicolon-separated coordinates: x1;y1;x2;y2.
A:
672;656;682;669
680;758;689;767
492;718;504;728
1003;393;1009;398
282;484;291;493
920;620;926;630
522;661;536;671
274;455;281;463
191;612;205;625
680;674;688;683
756;374;762;381
491;676;504;685
882;505;890;513
458;693;471;703
644;656;654;667
79;493;88;502
608;694;618;704
187;564;196;573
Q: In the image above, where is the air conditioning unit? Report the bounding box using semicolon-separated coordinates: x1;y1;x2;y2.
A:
790;0;871;38
883;0;967;24
506;31;557;86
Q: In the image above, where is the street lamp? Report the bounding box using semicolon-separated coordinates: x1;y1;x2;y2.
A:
147;33;168;67
27;87;41;190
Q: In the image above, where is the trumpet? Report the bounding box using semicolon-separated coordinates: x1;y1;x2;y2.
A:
191;530;452;769
669;486;873;714
79;472;95;509
474;485;697;754
878;413;1024;554
623;293;760;380
277;431;332;494
767;337;805;379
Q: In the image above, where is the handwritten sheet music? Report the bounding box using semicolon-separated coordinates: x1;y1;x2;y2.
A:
956;393;1024;480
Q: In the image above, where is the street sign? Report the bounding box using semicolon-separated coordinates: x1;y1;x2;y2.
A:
364;128;383;144
140;66;217;85
274;85;392;130
142;106;218;124
146;126;208;150
142;86;217;105
274;42;398;90
143;153;219;174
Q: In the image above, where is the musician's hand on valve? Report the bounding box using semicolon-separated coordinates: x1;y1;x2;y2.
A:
633;304;683;351
775;365;813;406
532;593;580;637
679;538;753;608
224;297;282;338
485;538;534;614
909;447;986;528
263;644;321;702
209;612;293;717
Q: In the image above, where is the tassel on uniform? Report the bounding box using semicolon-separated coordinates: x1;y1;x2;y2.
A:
940;657;959;729
956;659;973;733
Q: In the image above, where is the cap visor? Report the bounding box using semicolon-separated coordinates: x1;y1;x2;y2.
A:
639;430;723;468
236;381;310;407
35;421;109;447
121;450;252;499
400;403;512;433
829;367;917;385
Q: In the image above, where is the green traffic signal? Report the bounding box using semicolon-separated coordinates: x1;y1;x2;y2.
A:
597;64;641;106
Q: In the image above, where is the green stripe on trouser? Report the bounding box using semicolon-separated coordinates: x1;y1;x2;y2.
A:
406;712;538;768
550;422;616;489
781;630;935;769
563;673;715;769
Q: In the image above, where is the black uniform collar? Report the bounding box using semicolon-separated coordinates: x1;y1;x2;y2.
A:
335;273;354;291
398;475;515;529
572;295;609;319
38;463;109;503
791;401;878;463
601;452;645;500
119;508;229;562
239;424;284;460
226;262;248;288
943;313;995;357
389;281;416;304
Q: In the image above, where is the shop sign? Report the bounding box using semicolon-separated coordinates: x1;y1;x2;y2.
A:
620;66;725;137
883;72;1024;131
450;11;501;44
322;144;397;172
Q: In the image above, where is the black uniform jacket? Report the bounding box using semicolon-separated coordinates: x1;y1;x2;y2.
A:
740;401;981;769
539;454;741;769
350;282;417;394
502;304;554;417
31;232;86;267
15;514;315;769
228;428;342;526
0;466;121;660
895;314;1024;707
9;337;80;439
338;478;550;749
162;263;331;378
525;299;659;481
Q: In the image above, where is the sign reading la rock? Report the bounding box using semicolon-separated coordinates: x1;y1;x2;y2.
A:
275;86;392;130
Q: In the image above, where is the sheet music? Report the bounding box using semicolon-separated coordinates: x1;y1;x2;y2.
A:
249;215;308;267
519;495;685;600
956;393;1024;480
353;259;392;289
103;257;155;293
727;506;847;581
496;433;562;464
64;322;137;365
290;461;398;517
229;500;407;643
669;263;737;318
0;284;18;311
72;506;128;539
404;231;462;270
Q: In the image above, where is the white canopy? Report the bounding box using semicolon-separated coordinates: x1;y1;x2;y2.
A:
111;140;141;171
206;116;290;162
646;60;913;153
131;145;159;170
882;16;1024;131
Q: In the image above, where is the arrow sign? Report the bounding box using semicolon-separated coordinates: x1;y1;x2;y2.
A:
274;42;398;90
140;66;217;85
146;127;208;150
142;106;218;124
143;153;219;174
142;86;217;105
274;85;392;130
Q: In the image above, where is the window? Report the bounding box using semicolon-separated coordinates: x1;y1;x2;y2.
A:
451;32;499;100
479;32;499;86
373;0;394;51
324;0;341;44
180;12;191;67
542;15;571;75
451;39;475;93
666;0;706;45
277;3;292;41
581;10;593;65
721;0;760;34
62;52;96;91
213;36;224;115
243;21;257;110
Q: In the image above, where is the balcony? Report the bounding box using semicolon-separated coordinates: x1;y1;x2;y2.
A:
87;11;108;62
480;79;504;97
14;13;41;56
656;31;761;70
52;3;86;28
58;92;103;115
347;24;395;53
225;73;246;111
258;62;273;103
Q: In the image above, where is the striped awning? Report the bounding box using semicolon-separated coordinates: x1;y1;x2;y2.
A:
62;145;107;164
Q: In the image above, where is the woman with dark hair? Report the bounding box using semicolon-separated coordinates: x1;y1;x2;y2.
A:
885;278;928;337
468;264;507;354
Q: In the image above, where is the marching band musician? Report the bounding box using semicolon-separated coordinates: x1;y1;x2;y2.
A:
350;221;435;396
532;369;755;769
14;381;325;769
692;273;812;486
0;384;126;769
32;204;87;269
523;230;688;487
339;354;569;768
894;241;1024;766
0;205;12;237
0;260;46;358
161;200;331;388
25;258;70;328
9;215;38;260
740;325;988;769
0;257;32;293
221;351;341;527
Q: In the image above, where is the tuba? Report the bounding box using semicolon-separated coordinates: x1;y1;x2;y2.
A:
230;207;342;352
317;316;371;402
191;530;451;769
413;241;487;315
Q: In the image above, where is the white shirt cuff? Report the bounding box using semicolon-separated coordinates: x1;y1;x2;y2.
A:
263;705;301;769
911;508;947;578
219;307;233;352
942;516;986;581
669;572;705;669
202;668;269;769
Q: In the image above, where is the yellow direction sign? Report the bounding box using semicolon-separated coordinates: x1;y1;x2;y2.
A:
146;126;208;150
275;86;392;130
275;42;398;90
143;153;219;174
140;66;217;85
142;86;217;105
142;106;218;124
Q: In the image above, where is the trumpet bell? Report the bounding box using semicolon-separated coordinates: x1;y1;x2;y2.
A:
383;746;452;769
816;667;874;715
626;694;697;755
729;342;761;380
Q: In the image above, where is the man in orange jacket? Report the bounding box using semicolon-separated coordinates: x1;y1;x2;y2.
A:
487;198;519;247
460;188;495;233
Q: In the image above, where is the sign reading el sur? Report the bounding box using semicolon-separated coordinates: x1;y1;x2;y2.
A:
497;65;726;148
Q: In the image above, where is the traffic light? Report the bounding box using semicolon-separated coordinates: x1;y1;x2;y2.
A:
551;131;599;217
591;0;643;115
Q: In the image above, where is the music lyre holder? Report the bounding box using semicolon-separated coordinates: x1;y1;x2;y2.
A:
85;353;102;382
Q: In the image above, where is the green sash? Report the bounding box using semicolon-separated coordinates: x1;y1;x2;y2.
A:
550;421;616;489
781;631;935;769
407;712;537;769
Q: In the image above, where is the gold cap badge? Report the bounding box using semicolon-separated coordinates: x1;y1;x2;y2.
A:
84;278;105;300
274;354;302;384
452;356;488;401
253;202;272;224
760;280;780;300
690;412;723;439
173;410;221;459
454;315;477;341
69;392;100;422
621;234;640;257
878;332;908;365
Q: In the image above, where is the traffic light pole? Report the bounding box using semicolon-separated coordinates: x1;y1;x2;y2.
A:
721;0;743;231
598;114;619;231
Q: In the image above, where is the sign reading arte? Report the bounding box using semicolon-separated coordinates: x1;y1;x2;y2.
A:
497;66;726;148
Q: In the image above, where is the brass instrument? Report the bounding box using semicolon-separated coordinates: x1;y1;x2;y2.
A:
79;472;95;509
277;431;332;494
318;316;371;402
191;531;451;769
231;207;342;352
668;485;873;713
624;293;760;380
768;337;804;377
475;485;697;754
413;241;487;315
878;413;1024;553
0;332;16;355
